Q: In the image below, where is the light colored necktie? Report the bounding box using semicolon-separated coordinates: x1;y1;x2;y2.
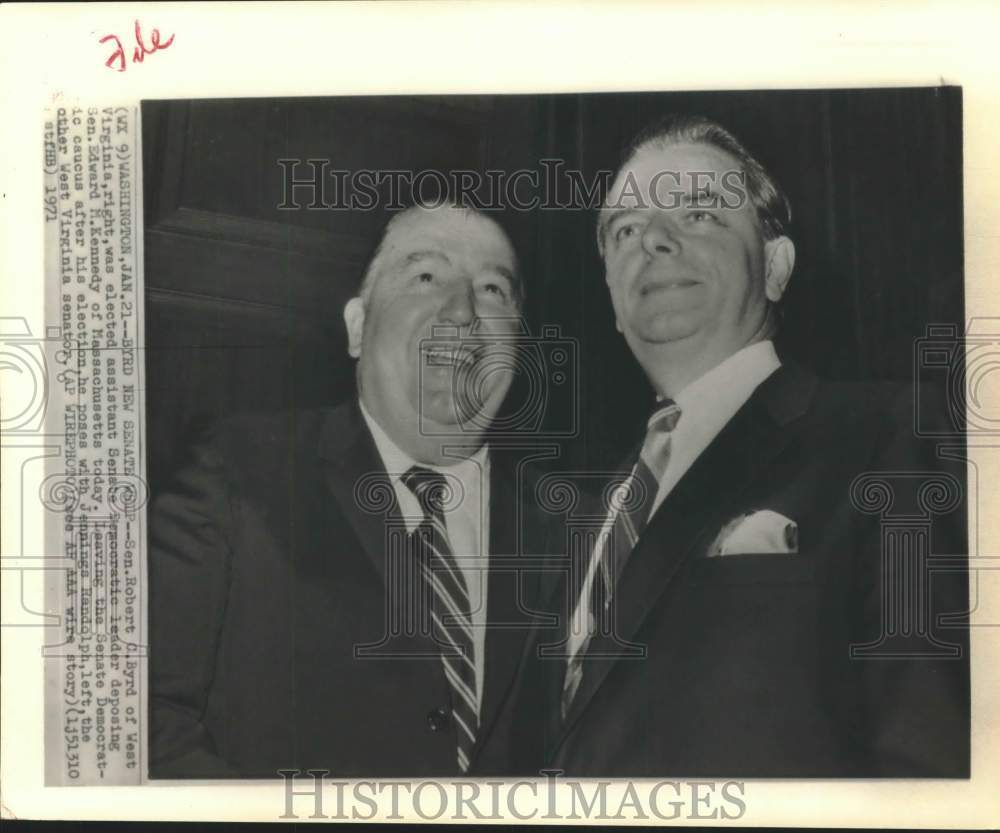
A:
401;466;479;773
561;400;682;721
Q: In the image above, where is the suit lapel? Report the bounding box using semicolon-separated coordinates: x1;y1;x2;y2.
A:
475;449;541;754
557;363;818;741
318;399;402;585
320;407;538;760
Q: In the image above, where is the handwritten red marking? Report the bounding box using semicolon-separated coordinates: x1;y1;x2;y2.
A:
131;19;175;63
100;20;174;72
99;34;126;72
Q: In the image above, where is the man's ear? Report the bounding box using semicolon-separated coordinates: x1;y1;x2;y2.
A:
763;235;795;303
343;296;365;358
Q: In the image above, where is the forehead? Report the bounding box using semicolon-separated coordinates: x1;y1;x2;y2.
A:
381;208;515;266
605;140;744;210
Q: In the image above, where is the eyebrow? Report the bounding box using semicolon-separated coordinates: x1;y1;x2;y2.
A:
401;251;514;284
680;187;721;207
599;207;642;241
486;264;515;282
600;190;721;233
403;250;451;265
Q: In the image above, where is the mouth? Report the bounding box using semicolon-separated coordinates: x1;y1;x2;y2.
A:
421;343;483;369
639;277;700;296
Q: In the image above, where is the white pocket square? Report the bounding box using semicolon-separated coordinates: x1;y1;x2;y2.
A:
708;510;798;557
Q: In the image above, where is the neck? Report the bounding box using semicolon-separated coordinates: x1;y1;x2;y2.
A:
410;431;485;467
638;311;776;399
359;393;485;467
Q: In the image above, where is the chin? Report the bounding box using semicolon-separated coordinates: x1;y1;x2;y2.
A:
632;315;702;344
455;377;509;414
419;395;462;427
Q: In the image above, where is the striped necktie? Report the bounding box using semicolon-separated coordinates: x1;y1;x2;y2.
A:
562;399;682;721
401;466;479;773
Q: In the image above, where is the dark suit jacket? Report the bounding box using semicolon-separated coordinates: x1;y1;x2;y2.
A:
149;399;544;778
518;362;969;778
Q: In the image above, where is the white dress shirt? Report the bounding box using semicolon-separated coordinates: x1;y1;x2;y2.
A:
567;340;781;661
359;402;490;709
649;339;782;518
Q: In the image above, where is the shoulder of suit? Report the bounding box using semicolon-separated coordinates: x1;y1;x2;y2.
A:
762;361;911;427
814;375;910;409
222;405;336;438
792;373;919;445
201;402;350;472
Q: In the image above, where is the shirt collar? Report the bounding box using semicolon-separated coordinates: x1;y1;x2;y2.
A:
672;340;781;432
358;399;489;488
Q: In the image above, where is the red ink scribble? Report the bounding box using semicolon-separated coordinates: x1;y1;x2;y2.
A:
131;19;175;63
100;34;126;72
100;20;174;72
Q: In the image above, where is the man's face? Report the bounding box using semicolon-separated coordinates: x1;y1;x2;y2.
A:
344;207;521;455
600;141;792;368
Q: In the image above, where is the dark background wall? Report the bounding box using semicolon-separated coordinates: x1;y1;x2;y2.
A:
142;88;964;487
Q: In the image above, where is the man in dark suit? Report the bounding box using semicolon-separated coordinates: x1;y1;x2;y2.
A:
149;203;541;778
537;114;969;777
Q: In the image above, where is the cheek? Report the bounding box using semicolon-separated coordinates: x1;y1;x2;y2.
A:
693;237;756;285
370;296;428;343
618;246;646;273
605;258;634;300
478;313;520;336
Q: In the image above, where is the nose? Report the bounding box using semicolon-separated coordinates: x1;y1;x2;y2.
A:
438;282;476;326
641;218;680;258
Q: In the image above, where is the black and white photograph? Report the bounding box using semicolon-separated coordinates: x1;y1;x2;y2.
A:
142;88;969;780
3;2;999;827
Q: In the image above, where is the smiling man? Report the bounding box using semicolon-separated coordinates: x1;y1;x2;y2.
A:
344;205;522;464
149;203;541;777
544;114;969;777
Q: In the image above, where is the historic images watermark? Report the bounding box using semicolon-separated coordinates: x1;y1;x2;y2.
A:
278;769;748;821
415;319;578;438
276;158;750;213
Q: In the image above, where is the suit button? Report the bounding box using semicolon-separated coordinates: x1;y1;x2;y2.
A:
427;707;451;732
